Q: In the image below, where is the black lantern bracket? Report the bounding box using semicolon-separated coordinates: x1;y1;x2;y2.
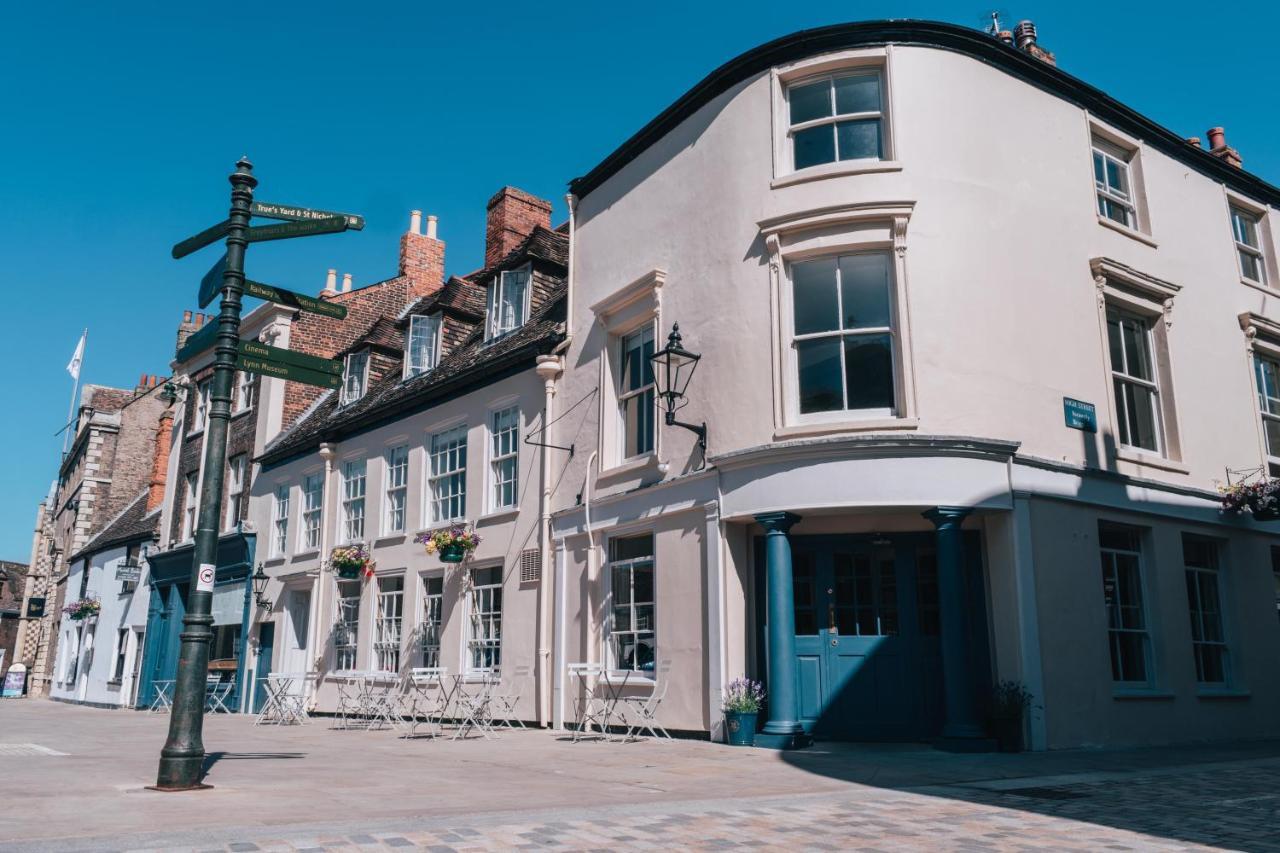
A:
650;323;709;456
251;563;272;610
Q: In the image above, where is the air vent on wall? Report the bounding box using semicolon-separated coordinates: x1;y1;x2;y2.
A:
520;549;541;583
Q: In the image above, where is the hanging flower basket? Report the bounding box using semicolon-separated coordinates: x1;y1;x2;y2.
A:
63;598;101;622
1220;477;1280;521
330;544;375;580
415;525;481;564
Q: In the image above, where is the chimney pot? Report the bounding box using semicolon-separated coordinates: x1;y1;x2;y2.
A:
409;210;422;235
426;215;438;240
1207;127;1226;149
183;310;192;324
1014;20;1037;51
342;273;353;293
998;30;1014;45
1186;137;1201;147
324;269;337;294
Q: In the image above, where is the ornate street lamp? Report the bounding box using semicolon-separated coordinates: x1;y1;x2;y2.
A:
649;323;708;453
251;564;271;610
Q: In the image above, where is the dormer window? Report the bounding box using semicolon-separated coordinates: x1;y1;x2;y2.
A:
486;266;531;341
341;350;369;405
405;314;442;378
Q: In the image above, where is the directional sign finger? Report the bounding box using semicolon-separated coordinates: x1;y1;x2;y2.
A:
172;219;231;259
251;201;365;231
245;216;348;243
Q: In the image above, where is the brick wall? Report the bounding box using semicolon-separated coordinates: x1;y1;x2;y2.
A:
485;187;551;268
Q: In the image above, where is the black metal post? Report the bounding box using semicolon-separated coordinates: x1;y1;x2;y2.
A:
155;158;256;790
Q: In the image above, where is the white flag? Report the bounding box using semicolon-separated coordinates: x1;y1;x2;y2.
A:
66;330;86;380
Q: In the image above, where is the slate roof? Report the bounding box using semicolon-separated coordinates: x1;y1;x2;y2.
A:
342;316;404;358
470;226;568;286
398;275;487;327
71;490;159;562
260;286;566;466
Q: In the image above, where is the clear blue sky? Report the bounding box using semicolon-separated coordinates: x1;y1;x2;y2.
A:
3;1;1278;561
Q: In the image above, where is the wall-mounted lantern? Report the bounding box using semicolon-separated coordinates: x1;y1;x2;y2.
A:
649;323;708;453
251;564;272;610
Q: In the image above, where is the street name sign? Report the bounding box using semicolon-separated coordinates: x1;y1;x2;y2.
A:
237;340;341;375
116;563;142;583
245;216;348;244
1063;397;1097;432
171;219;231;259
244;279;348;319
236;354;342;390
198;254;228;309
251;201;365;231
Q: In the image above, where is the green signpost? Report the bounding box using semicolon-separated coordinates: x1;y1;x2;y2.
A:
197;254;228;309
251;201;365;230
245;278;348;319
174;321;219;364
156;160;360;792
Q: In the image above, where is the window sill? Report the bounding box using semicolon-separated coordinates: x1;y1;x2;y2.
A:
106;680;122;688
291;550;320;562
771;159;902;189
1197;688;1251;701
603;672;655;687
230;407;254;421
1113;448;1189;474
597;454;661;481
477;508;519;525
775;417;918;441
185;429;205;441
1112;688;1175;701
263;557;286;567
1240;278;1280;299
1096;216;1158;248
373;534;406;547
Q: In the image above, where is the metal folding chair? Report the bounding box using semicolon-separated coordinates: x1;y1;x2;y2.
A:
490;665;530;729
400;667;449;738
149;680;175;713
332;672;367;729
622;660;674;741
568;663;609;742
363;673;401;730
452;672;497;740
205;677;235;714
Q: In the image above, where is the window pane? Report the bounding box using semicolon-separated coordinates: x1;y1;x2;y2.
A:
789;79;831;124
844;334;894;410
1240;249;1265;283
621;327;655;392
1093;151;1105;186
792;258;838;335
1106;314;1125;373
1105;158;1130;198
633;564;654;603
836;119;881;161
1120;317;1153;381
794;125;835;170
612;565;631;604
1098;525;1140;552
1120;381;1160;451
793;554;818;635
797;338;843;413
834;74;880;115
1100;197;1132;227
610;534;653;562
839;254;891;329
1265;418;1280;458
1233;210;1259;248
623;388;655;457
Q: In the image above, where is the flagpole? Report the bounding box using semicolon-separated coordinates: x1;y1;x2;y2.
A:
62;328;86;457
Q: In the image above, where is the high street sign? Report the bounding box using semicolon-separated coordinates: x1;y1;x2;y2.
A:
237;339;342;375
171;219;231;259
251;201;365;231
245;215;348;243
235;353;342;390
197;254;228;309
244;279;348;319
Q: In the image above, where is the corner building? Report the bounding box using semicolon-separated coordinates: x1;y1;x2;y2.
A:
549;21;1280;749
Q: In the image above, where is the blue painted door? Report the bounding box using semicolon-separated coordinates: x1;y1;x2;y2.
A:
253;622;274;712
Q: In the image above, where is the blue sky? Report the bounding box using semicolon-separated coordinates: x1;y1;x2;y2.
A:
2;1;1278;561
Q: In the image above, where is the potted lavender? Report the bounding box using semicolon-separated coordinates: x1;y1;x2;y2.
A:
330;544;375;580
722;677;765;747
415;525;482;564
1220;477;1280;521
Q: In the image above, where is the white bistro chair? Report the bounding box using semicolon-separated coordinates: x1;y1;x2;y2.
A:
490;664;530;729
399;667;450;738
621;660;673;741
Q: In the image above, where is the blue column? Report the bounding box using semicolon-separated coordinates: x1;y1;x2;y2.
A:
755;512;808;750
923;507;987;745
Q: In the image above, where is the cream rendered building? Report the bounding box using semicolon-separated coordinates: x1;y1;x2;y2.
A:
548;20;1280;749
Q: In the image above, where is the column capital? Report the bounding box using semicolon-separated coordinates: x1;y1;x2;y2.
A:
923;506;972;530
755;511;800;533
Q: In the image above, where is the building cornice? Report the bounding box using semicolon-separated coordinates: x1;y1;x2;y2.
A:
568;20;1280;208
710;433;1021;471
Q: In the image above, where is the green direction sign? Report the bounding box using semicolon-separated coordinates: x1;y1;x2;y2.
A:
245;216;348;244
198;253;228;309
251;201;365;231
244;279;348;319
237;339;341;375
172;219;231;259
174;320;220;363
236;354;341;390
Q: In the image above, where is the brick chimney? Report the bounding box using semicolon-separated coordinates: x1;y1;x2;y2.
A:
1207;127;1242;168
175;311;198;356
399;209;446;303
146;409;174;513
1013;20;1056;66
484;187;551;268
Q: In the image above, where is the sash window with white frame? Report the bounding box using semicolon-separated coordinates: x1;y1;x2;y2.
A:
301;473;323;551
192;379;211;432
467;566;502;671
1093;137;1136;229
334;579;361;670
1106;308;1163;453
790;252;896;416
112;627;129;682
608;533;656;674
224;454;246;531
405;314;441;378
182;472;198;541
341;351;369;405
1099;524;1152;685
1255;351;1280;465
1183;535;1229;685
384;445;408;535
374;576;404;673
233;370;255;413
341;459;366;543
489;406;519;511
420;574;443;667
272;484;289;557
429;425;467;523
1232;206;1268;286
618;325;656;459
787;71;883;171
486;267;530;341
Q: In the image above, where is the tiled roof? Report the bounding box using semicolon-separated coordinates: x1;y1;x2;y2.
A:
259;286;566;466
71;490;159;561
471;226;568;286
399;275;487;326
342;316;403;357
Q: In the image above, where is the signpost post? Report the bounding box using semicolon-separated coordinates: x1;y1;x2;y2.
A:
155;159;360;791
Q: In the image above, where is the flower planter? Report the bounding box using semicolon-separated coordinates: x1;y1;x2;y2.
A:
989;715;1024;753
335;566;363;580
439;543;467;564
1250;505;1280;522
724;710;757;747
69;612;89;622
